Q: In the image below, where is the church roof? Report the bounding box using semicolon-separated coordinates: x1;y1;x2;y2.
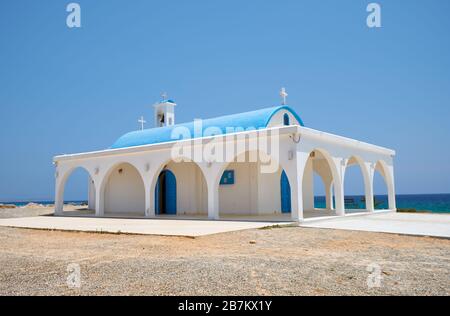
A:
110;105;304;149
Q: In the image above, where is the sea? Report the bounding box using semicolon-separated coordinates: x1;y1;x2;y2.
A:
1;194;450;213
314;194;450;213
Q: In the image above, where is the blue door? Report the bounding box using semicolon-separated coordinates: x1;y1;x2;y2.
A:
155;170;177;215
164;170;177;215
280;170;291;213
155;177;160;214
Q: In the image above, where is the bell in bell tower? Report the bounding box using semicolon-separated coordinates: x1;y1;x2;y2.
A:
154;92;176;127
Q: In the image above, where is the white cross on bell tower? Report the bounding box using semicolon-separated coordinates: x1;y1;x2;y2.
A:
280;87;288;105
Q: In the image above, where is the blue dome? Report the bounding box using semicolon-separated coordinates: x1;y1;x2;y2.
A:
111;105;304;149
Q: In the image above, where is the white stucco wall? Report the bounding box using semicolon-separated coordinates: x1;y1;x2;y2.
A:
104;163;145;215
165;161;207;215
266;109;301;127
257;167;283;215
219;161;258;215
218;160;286;215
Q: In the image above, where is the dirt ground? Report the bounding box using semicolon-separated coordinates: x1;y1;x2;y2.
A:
0;207;449;296
0;226;448;296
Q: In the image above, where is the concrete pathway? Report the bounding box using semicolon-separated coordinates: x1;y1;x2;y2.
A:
300;212;450;238
1;212;448;238
0;216;292;237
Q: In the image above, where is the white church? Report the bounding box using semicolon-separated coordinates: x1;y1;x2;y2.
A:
53;89;396;222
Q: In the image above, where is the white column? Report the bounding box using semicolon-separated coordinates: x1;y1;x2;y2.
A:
289;151;309;222
55;179;64;216
302;159;314;211
325;180;334;210
201;162;225;220
387;164;397;210
366;181;375;212
95;184;104;217
145;180;154;217
365;162;375;212
334;183;345;216
207;179;219;220
333;158;345;216
88;176;96;211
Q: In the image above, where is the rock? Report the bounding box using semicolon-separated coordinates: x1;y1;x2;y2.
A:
0;204;16;209
21;203;45;209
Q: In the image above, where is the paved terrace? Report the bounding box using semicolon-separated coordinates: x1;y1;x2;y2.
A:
0;216;293;237
0;212;448;238
300;212;450;238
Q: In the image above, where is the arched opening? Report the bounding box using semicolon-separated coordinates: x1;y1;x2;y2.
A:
313;172;327;209
153;160;207;217
373;161;395;210
103;163;145;216
155;170;177;215
283;113;290;126
59;167;95;215
343;157;370;213
218;151;290;219
302;150;337;218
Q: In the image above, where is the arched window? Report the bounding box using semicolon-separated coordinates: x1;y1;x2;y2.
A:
283;113;290;126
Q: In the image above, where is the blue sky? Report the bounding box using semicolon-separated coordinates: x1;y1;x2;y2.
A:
0;0;449;201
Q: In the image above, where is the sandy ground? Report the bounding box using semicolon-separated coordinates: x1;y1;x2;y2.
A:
0;206;449;296
0;204;84;218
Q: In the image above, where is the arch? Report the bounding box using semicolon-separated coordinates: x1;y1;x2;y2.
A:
56;166;96;214
302;148;340;218
155;169;177;215
264;106;304;127
342;155;371;212
313;171;327;208
100;162;146;216
151;157;208;217
217;150;289;217
373;160;396;210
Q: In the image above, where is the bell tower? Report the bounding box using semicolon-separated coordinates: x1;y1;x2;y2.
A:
154;92;176;127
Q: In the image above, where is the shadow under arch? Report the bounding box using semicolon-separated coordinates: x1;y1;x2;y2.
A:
302;148;341;217
216;149;291;217
151;156;209;217
99;162;146;216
